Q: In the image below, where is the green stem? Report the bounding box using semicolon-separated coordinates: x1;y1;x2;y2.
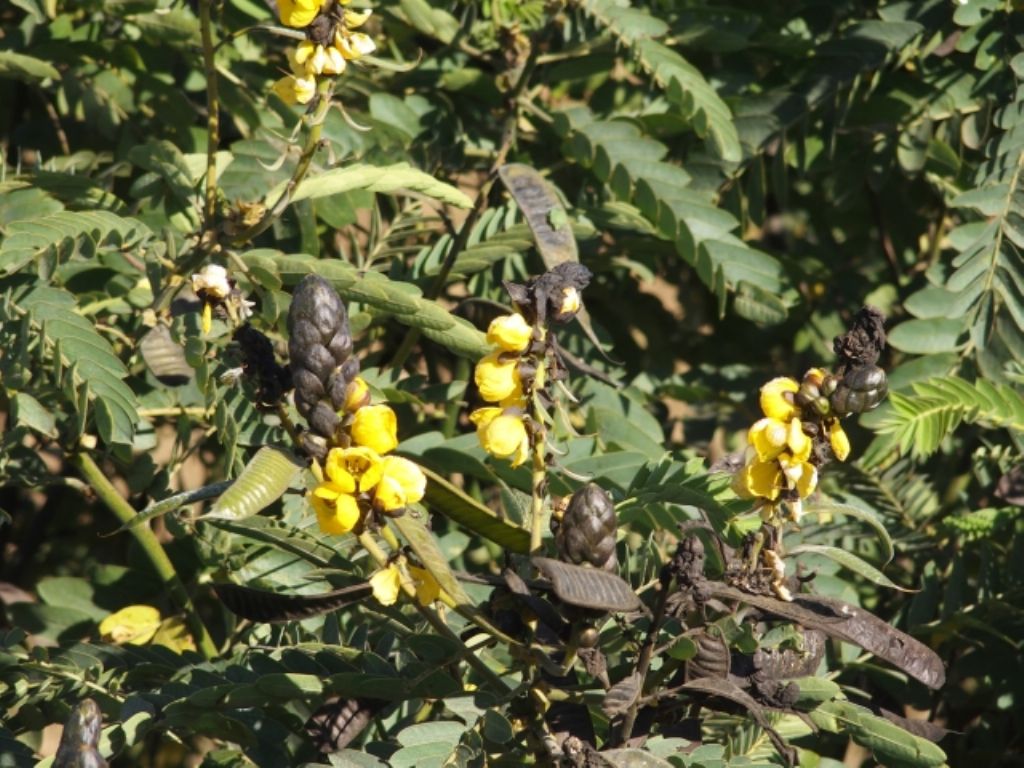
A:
529;417;547;556
199;0;220;227
618;572;671;745
73;452;218;660
229;80;334;246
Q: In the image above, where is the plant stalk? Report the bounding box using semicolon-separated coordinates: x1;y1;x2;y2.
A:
73;452;218;660
199;0;220;227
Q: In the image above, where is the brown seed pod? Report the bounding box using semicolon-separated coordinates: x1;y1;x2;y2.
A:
555;483;618;571
287;275;359;452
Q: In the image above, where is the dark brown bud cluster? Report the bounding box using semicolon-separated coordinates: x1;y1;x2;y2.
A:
503;262;592;326
555;483;618;572
232;325;292;408
287;275;359;458
826;306;889;417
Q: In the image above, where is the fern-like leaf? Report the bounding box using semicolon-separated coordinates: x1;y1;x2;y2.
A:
3;283;139;445
875;376;1024;458
0;209;151;275
579;0;741;161
555;107;785;320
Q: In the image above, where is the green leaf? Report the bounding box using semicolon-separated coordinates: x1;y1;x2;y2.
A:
243;252;490;359
0;209;152;275
791;677;841;709
6;284;138;445
788;545;912;592
803;500;895;565
887;318;965;354
11;392;56;436
420;466;530;554
0;50;59;83
205;446;305;520
272;163;472;209
819;702;946;767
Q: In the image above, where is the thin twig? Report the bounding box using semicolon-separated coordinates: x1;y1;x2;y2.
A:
617;570;672;745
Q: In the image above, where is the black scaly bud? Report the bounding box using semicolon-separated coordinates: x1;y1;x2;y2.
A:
556;483;618;571
287;276;359;452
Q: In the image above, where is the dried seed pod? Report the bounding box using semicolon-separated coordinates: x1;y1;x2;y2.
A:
287;276;359;447
555;483;618;571
829;364;888;416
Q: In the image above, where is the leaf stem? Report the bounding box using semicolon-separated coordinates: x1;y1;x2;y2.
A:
229;80;334;246
529;411;547;556
72;452;218;660
199;0;220;227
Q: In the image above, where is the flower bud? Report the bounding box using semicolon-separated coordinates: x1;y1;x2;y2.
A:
486;313;533;353
350;404;399;455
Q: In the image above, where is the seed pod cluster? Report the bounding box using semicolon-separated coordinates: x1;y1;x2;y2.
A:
824;364;888;416
287;275;359;456
555;483;618;572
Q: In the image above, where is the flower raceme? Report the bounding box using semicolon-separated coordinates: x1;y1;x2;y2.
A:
733;373;852;521
273;0;376;105
470;312;536;466
310;445;425;535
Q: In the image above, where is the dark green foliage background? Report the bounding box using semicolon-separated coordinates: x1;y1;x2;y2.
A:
1;0;1023;765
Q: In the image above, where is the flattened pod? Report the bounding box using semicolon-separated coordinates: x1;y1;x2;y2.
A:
830;364;888;416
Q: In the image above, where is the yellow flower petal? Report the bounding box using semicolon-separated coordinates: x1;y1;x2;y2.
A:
344;8;372;27
786;418;812;463
314;490;361;535
829;420;851;462
732;460;781;500
475;352;521;403
150;616;196;653
365;456;426;512
322;45;347;75
351;404;399;455
480;414;530;467
277;0;323;27
370;564;402;606
272;74;317;105
408;564;441;607
795;463;818;498
343;377;371;412
335;30;376;59
324;446;380;489
201;302;213;335
487;313;532;353
99;605;162;646
759;377;799;421
559;286;581;316
748;418;787;461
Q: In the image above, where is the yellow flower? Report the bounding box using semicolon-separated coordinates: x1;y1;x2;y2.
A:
343;377;371;412
470;408;530;467
362;455;427;512
277;0;323;27
201;302;213;335
99;605;162;645
786;418;811;463
272;74;317;105
334;28;376;60
325;445;380;489
748;418;788;461
487;313;532;353
475;352;521;403
759;377;799;421
829;420;851;462
295;41;347;75
370;564;402;606
778;453;818;498
351;404;399;454
732;459;782;500
559;286;581;316
344;8;372;27
310;486;361;534
409;564;442;606
151;616;196;653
